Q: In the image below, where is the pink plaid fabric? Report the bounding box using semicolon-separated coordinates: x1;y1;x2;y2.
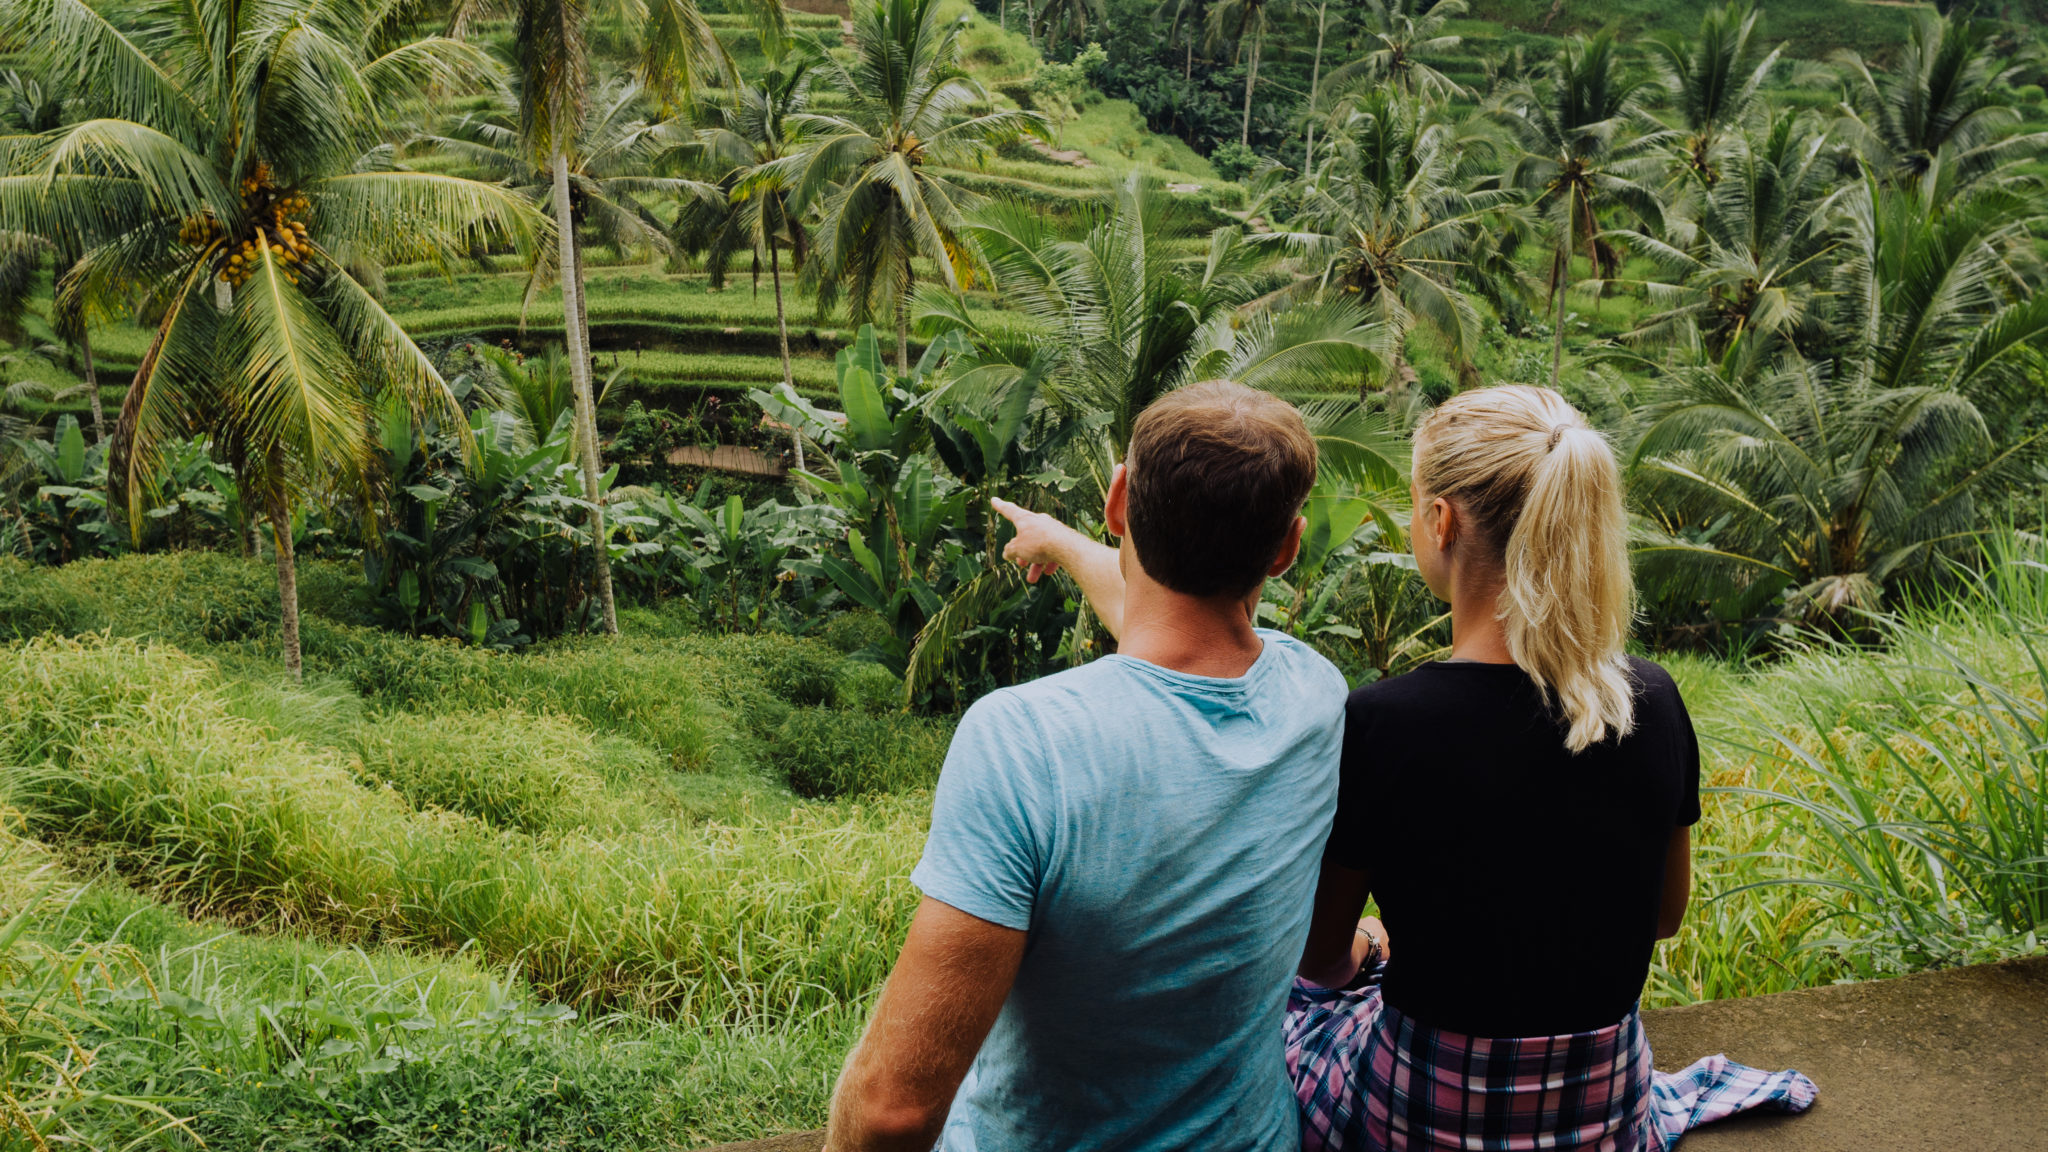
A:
1285;977;1816;1152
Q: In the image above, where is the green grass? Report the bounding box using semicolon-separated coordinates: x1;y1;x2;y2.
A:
1;855;862;1150
1;632;924;1021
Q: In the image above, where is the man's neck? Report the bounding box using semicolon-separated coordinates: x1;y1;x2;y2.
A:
1116;579;1267;679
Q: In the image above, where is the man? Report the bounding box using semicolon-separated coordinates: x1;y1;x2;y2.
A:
825;380;1350;1152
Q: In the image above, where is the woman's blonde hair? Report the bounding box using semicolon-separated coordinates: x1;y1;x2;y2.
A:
1414;385;1635;752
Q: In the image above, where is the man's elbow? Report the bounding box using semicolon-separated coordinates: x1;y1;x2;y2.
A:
833;1077;949;1152
863;1100;947;1146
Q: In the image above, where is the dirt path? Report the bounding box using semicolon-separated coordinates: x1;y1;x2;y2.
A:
1028;138;1095;167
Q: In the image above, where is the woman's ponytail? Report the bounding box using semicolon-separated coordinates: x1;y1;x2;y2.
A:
1414;386;1636;752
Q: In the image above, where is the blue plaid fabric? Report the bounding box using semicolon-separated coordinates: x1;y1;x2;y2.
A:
1285;974;1816;1152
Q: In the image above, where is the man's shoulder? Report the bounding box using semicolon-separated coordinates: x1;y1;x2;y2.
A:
955;660;1132;742
1253;628;1348;696
975;657;1129;709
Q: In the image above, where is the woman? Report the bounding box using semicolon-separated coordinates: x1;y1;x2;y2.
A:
1288;385;1813;1151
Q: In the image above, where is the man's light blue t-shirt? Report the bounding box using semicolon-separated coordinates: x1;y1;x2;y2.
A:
911;628;1348;1152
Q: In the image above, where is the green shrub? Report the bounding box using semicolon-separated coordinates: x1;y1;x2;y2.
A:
0;558;101;639
617;603;701;639
4;555;831;776
297;617;499;708
769;708;952;799
289;624;736;772
0;552;278;644
820;610;891;654
347;709;615;833
833;662;903;714
1208;142;1258;183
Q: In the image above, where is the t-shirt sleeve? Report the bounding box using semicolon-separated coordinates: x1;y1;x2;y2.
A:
910;693;1053;932
1671;680;1702;828
1323;693;1373;871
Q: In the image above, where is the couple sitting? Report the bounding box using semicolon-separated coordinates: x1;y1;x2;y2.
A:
821;382;1815;1152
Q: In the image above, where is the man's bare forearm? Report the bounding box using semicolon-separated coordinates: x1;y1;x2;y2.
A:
823;900;1025;1152
991;496;1126;641
1052;534;1124;641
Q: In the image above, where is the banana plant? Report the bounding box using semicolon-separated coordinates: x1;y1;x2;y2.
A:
622;488;841;631
22;415;111;565
364;402;596;647
905;350;1085;700
780;324;976;673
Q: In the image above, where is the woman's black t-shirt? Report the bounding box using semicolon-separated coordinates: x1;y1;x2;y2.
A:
1325;657;1700;1038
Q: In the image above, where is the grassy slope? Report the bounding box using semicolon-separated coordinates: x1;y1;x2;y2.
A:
1451;0;1918;60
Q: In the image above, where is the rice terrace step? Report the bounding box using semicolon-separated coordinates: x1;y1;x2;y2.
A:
688;956;2048;1152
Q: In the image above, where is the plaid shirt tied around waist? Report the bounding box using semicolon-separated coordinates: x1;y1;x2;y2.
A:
1285;976;1816;1152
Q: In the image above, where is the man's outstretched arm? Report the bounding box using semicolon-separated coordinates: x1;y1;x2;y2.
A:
990;497;1125;640
825;897;1027;1152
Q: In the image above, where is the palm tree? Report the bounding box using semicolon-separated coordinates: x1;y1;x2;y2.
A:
1265;91;1523;391
1613;110;1842;366
1204;0;1280;148
923;173;1386;455
1297;0;1333;172
1630;179;2048;622
511;0;729;636
1157;0;1208;83
1032;0;1100;55
1492;31;1672;384
0;69;101;444
0;0;543;676
689;52;819;467
777;0;1042;374
414;74;703;342
1834;13;2048;191
1645;1;1780;186
1344;0;1468;104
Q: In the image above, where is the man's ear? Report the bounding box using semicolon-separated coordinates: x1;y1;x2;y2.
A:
1267;513;1307;578
1105;464;1130;538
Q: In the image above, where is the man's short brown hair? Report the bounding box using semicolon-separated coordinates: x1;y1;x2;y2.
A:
1124;380;1318;598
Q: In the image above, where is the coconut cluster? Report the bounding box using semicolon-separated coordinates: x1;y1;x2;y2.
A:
177;210;223;248
211;162;316;290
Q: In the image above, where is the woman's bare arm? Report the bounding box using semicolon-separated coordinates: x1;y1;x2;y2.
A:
1298;859;1383;989
1656;825;1692;940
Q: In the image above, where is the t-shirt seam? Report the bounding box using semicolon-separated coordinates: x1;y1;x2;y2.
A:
1019;695;1059;915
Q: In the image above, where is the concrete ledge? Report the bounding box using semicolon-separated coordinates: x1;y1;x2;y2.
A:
1642;954;2048;1150
692;956;2048;1152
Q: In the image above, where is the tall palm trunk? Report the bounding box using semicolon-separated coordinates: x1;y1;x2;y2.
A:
895;292;910;376
768;232;805;472
1551;242;1569;388
552;150;619;635
266;480;302;679
1239;31;1261;147
572;226;593;372
1304;2;1327;173
895;245;912;376
80;330;104;444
